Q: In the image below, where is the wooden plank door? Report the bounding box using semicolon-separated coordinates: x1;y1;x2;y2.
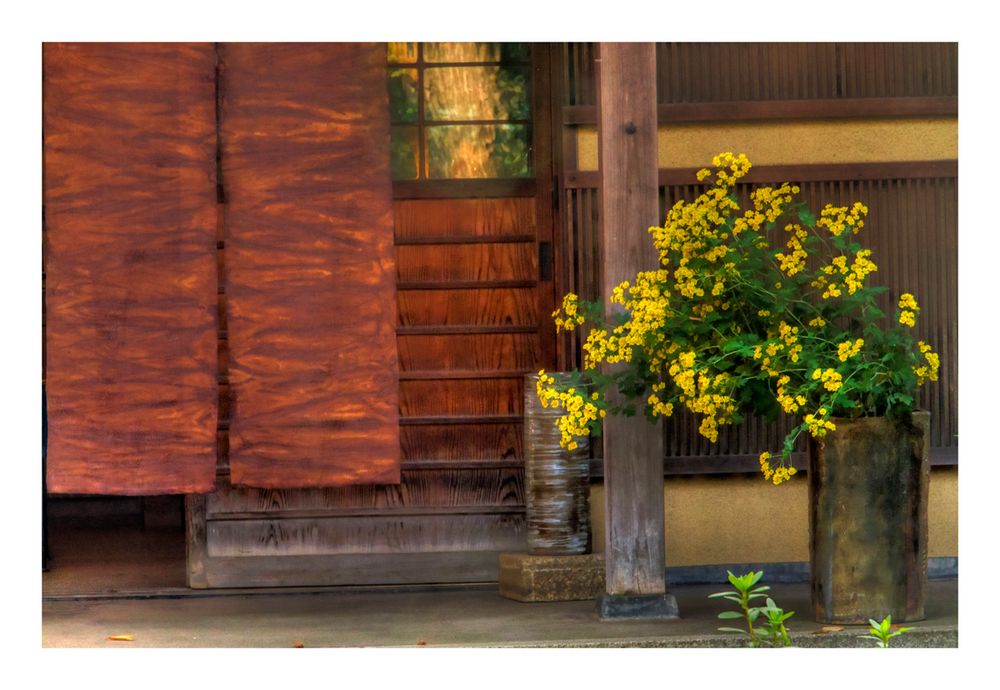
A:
188;43;557;587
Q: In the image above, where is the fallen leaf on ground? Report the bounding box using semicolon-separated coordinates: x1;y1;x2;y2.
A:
293;641;304;648
416;640;427;646
107;635;134;642
811;626;845;634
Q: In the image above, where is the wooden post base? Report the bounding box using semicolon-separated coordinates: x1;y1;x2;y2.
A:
597;593;680;621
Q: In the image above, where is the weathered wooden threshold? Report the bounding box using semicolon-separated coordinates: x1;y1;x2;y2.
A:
194;551;509;589
563;96;958;125
186;494;521;588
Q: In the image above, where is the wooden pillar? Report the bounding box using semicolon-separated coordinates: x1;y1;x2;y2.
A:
595;42;677;619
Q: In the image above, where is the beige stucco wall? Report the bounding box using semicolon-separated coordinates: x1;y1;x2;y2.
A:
588;467;957;564
574;118;958;171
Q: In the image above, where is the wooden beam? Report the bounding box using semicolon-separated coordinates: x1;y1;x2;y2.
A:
563;96;959;125
595;43;675;618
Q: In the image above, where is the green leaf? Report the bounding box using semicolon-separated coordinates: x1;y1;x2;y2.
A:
798;208;816;226
718;627;748;634
717;611;744;619
707;591;737;598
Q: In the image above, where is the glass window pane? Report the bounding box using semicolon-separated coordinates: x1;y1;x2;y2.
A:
387;68;418;123
424;67;530;121
390;125;419;180
425;124;531;179
387;42;418;64
423;42;501;63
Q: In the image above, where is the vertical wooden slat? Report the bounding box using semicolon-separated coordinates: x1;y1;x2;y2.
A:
596;42;666;597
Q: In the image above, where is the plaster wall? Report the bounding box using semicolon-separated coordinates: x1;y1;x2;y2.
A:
588;467;958;564
574;118;958;171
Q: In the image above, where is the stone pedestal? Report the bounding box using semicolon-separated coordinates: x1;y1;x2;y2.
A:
498;553;605;602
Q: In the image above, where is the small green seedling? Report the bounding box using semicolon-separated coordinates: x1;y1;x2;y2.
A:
709;570;794;647
862;614;912;648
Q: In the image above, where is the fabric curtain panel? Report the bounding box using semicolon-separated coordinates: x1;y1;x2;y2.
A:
43;43;220;494
219;43;401;487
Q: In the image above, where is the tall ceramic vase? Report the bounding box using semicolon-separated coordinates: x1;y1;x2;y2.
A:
523;373;591;555
809;410;930;624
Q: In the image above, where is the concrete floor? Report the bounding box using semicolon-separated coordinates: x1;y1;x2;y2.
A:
41;507;957;648
42;579;958;648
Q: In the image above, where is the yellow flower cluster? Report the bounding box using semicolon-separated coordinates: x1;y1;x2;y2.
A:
759;452;797;485
552;293;585;333
817;202;869;237
775;375;807;414
845;250;878;294
775;224;809;276
837;338;865;362
647;381;676;419
665;352;736;442
808;316;827;327
804;408;837;437
697;151;752;188
733;182;800;237
914;341;940;385
811;367;843;392
898;293;919;327
778;321;803;363
536;370;605;450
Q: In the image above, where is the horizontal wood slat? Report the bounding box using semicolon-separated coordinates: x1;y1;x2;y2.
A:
393;198;536;239
397;280;537;291
393;179;536;199
206;467;526;515
398;332;540;371
394;234;535;246
396;242;537;282
563;96;958;125
197;551;508;588
205;514;526;556
396;325;538;336
401;423;522;461
398;370;533;381
43;42;219;495
400;378;522;417
207;505;526;521
397;288;538;327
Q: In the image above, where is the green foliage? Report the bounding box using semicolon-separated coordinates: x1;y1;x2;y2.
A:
538;152;942;484
861;615;912;648
709;570;794;648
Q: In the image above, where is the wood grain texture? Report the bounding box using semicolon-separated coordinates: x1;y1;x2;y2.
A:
43;43;219;495
206;514;526;556
220;43;399;488
200;551;507;587
596;43;666;595
205;468;525;515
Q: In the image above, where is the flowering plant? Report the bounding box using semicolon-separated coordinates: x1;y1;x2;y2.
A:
537;152;940;484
